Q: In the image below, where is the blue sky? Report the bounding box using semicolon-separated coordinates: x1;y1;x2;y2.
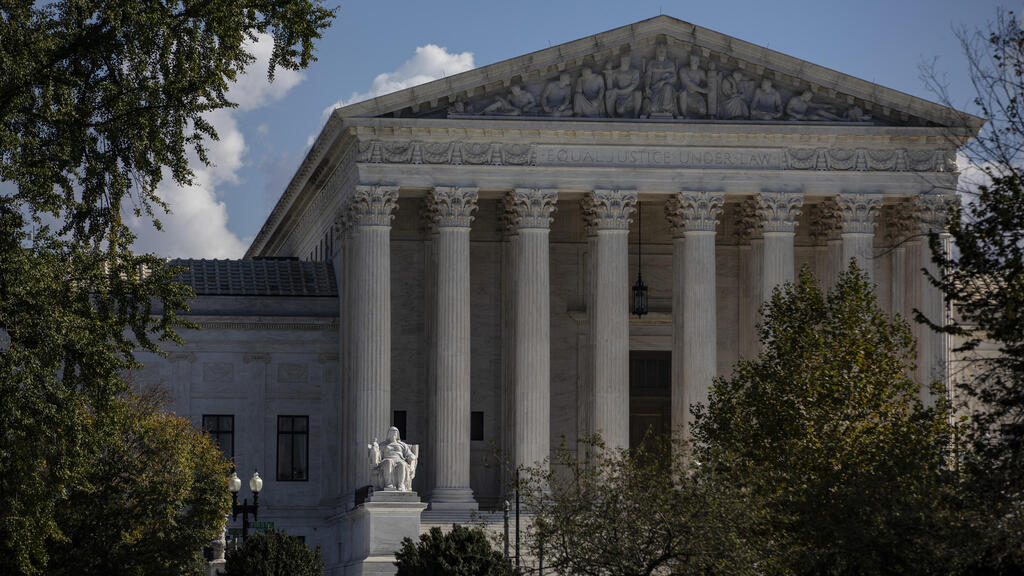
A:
132;0;1002;258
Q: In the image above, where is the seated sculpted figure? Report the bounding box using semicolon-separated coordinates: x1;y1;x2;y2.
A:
573;67;606;117
749;78;783;120
481;84;536;116
720;70;749;119
677;55;708;118
785;90;841;121
367;426;417;491
603;54;642;118
541;73;573;117
641;43;677;117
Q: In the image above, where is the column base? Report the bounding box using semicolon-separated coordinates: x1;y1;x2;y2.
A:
428;487;478;511
346;491;427;576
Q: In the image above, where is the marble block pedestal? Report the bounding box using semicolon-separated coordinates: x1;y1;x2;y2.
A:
347;491;428;575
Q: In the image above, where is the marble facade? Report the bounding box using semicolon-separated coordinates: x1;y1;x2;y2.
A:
137;16;980;575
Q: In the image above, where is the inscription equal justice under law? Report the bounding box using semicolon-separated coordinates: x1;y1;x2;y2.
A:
535;145;783;169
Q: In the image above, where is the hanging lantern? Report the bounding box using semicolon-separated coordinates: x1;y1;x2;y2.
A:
631;202;649;316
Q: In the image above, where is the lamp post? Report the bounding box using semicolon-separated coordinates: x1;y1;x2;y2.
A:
229;468;263;540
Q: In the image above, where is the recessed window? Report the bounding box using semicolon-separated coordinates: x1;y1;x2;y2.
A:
277;415;309;481
202;414;234;458
393;410;407;439
471;411;484;442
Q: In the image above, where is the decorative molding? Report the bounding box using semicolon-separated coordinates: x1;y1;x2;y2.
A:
192;320;338;331
203;362;234;383
756;192;804;234
505;188;558;230
349;185;399;227
665;191;724;234
278;363;310;383
808;198;842;243
168;351;196;363
581;189;637;231
243;352;272;364
355;139;955;173
427;186;479;228
837;194;882;235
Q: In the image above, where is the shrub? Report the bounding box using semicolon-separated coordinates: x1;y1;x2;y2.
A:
223;530;323;576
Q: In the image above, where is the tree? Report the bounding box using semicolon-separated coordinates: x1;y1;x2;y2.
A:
0;2;334;573
394;525;513;576
694;265;958;575
918;10;1024;573
223;529;324;576
518;436;762;576
46;392;231;576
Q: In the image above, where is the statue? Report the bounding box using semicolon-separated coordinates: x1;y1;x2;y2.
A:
603;54;642;118
720;70;750;119
843;105;872;122
573;67;606;117
367;426;418;491
749;78;783;120
677;55;708;118
785;90;842;121
541;73;573;117
481;84;536;116
641;43;678;117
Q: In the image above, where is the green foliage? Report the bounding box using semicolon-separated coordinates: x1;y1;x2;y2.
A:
46;393;232;576
395;525;513;576
519;436;762;576
0;2;335;574
224;530;324;576
920;10;1024;573
694;264;957;575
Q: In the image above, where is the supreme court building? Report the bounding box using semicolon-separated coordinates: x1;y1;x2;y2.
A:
134;15;980;574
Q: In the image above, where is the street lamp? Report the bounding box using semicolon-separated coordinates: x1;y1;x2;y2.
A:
229;468;263;540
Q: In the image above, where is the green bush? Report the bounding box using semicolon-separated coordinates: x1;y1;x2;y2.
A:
395;524;512;576
224;530;323;576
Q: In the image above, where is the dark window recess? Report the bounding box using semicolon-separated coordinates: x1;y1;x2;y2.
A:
471;411;484;441
277;416;309;481
202;415;234;458
629;351;671;394
393;410;407;439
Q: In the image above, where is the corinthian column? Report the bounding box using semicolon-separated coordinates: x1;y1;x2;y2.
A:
837;194;882;282
737;199;764;359
582;189;637;451
666;191;724;440
427;186;478;510
506;188;557;469
757;192;804;300
910;194;956;403
348;185;398;491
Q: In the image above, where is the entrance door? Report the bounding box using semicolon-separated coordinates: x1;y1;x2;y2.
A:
629;351;671;449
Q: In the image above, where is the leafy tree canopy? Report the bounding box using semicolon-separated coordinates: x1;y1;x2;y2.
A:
224;529;324;576
395;525;513;576
694;265;957;576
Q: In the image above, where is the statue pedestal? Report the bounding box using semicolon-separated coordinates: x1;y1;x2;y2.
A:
346;491;427;576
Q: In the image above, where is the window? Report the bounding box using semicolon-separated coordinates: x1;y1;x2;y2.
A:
277;416;309;481
202;415;234;458
471;411;484;442
393;410;407;439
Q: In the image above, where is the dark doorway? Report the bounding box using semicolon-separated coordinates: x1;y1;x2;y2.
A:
629;350;671;449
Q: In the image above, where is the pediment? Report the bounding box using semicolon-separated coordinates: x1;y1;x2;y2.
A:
337;15;979;130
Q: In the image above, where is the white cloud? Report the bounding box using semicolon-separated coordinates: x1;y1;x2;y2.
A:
129;33;302;259
319;44;475;124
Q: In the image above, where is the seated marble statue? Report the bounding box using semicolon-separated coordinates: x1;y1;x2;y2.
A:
541;73;573;117
641;44;678;117
481;84;536;115
573;67;606;117
785;90;841;121
720;70;749;119
677;55;708;118
603;54;642;118
749;78;783;120
367;426;417;491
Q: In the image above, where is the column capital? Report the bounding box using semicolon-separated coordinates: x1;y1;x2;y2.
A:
735;196;762;243
913;194;957;235
428;186;479;228
808;198;842;245
837;193;882;235
505;188;558;231
581;189;637;231
665;191;725;235
756;191;804;234
350;185;399;227
885;199;918;244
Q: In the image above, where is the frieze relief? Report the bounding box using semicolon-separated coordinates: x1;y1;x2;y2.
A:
356;139;956;173
405;40;915;126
